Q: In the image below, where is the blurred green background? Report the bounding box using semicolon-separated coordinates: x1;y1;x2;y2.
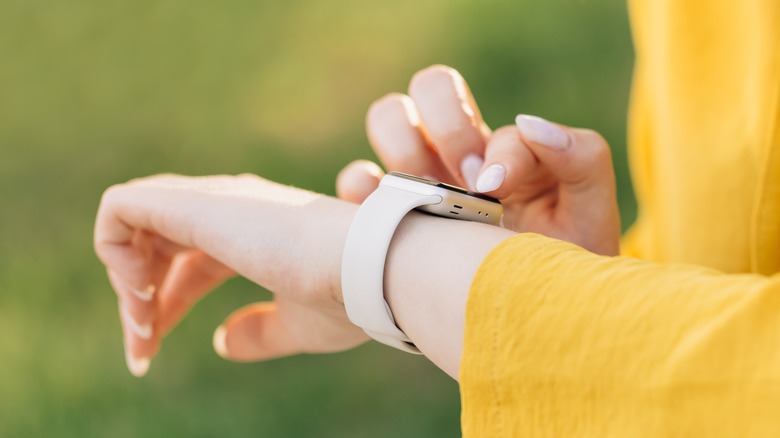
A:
0;0;634;436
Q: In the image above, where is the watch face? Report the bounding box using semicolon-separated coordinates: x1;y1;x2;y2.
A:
388;172;500;204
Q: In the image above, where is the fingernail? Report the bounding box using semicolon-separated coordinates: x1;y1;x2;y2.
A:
213;325;228;358
516;115;570;149
476;164;506;193
131;285;155;302
126;353;150;377
122;305;152;340
460;154;484;191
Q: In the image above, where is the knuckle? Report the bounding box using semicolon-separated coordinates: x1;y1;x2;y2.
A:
100;183;124;202
97;183;129;214
93;239;108;263
577;129;612;165
491;125;521;146
430;122;481;154
382;144;424;171
580;128;608;148
493;125;517;136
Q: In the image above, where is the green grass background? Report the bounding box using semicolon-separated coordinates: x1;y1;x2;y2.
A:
0;0;634;436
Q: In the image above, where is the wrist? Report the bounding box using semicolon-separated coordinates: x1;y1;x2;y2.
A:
384;214;515;377
298;195;358;305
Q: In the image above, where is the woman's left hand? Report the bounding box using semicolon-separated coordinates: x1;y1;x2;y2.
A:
94;174;367;376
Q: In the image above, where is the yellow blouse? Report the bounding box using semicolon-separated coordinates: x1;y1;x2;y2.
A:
460;1;780;436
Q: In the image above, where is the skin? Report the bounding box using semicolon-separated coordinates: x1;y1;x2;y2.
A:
344;65;620;256
93;65;620;379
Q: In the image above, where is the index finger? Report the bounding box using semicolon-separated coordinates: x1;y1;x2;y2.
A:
409;65;491;190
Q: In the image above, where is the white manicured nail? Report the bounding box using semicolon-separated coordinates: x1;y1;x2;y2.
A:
213;326;228;358
515;115;570;149
460;154;484;191
476;164;506;193
122;306;152;340
131;285;155;302
126;354;150;377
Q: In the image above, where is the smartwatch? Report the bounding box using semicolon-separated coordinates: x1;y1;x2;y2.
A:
341;172;503;353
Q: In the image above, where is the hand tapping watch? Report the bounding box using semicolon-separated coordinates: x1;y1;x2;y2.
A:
341;172;503;353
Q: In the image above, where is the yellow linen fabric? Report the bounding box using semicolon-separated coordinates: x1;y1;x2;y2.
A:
624;0;780;274
462;235;780;436
461;0;780;435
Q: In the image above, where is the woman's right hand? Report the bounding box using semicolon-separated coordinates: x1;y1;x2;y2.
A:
338;65;621;256
94;174;368;377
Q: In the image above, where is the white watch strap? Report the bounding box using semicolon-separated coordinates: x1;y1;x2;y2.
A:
342;183;442;354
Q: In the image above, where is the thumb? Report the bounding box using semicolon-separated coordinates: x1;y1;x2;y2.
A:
515;114;620;255
336;160;384;204
514;115;614;189
213;300;368;362
213;302;302;362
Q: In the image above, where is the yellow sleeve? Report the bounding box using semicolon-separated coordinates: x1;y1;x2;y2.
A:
460;1;780;433
460;233;780;437
623;0;780;274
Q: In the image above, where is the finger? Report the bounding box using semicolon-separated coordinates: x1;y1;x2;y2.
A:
94;184;188;293
515;115;612;185
156;250;236;335
113;230;177;325
95;176;242;290
366;93;452;182
515;114;620;253
212;302;303;362
408;65;490;190
475;126;548;200
108;269;156;329
117;250;234;377
119;302;160;377
132;230;177;292
213;299;367;362
106;233;173;378
111;239;233;378
336;160;384;204
108;231;189;377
